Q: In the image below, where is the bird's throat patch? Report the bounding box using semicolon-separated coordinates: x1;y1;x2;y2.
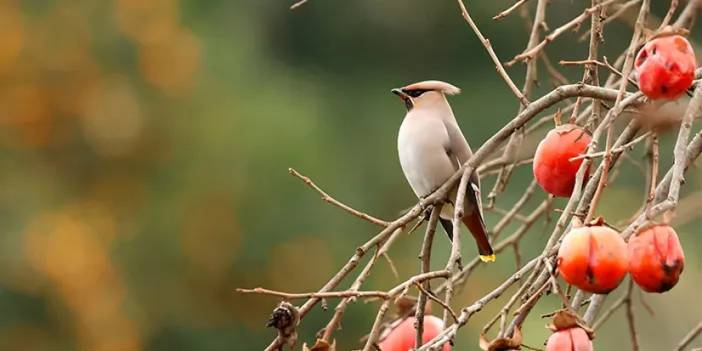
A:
404;98;413;110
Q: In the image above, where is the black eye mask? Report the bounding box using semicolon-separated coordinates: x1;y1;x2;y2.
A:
404;89;429;98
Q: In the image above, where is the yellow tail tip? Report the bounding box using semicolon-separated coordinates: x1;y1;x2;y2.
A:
479;254;496;263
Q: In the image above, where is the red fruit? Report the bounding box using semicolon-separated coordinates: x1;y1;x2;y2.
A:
378;315;450;351
546;327;593;351
635;35;696;100
628;225;685;293
557;225;628;294
533;124;591;197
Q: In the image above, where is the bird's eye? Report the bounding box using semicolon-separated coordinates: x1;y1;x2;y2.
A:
405;89;426;98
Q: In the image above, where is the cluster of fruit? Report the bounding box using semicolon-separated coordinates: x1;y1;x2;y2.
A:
550;223;685;350
534;35;697;199
533;34;695;351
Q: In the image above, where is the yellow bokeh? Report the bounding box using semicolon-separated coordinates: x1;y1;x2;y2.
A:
0;1;23;76
116;0;180;44
24;208;141;351
181;191;241;276
266;236;334;292
138;28;201;96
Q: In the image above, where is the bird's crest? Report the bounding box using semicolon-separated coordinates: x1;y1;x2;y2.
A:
402;80;461;95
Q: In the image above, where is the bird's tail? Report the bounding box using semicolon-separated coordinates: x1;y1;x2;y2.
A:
462;212;495;262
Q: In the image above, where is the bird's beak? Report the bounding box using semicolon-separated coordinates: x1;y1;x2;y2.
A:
391;88;409;100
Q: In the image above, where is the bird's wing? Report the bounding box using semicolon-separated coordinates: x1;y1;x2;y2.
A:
443;119;473;168
443;119;483;214
443;118;494;261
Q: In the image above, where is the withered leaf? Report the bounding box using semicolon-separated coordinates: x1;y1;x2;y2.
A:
547;309;594;339
302;339;336;351
479;327;523;351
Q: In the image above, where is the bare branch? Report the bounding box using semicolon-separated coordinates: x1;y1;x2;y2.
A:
417;257;541;350
673;0;702;29
658;0;680;30
289;168;389;227
592;293;627;330
508;0;620;65
414;282;459;324
494;0;532;20
676;320;702;351
290;0;310;11
585;0;650;223
415;205;443;348
486;0;547;205
569;131;651;161
456;0;530;106
237;287;391;300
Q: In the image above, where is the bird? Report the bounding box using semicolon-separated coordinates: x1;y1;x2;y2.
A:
392;80;495;262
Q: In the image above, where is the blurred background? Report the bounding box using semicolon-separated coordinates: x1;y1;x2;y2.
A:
0;0;701;350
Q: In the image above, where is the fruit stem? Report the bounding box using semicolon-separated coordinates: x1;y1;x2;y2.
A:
554;108;563;126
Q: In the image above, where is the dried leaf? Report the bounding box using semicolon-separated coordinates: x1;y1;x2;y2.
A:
548;309;579;331
547;309;594;338
646;26;690;41
587;216;606;227
479;327;523;351
302;339;336;351
394;296;417;317
267;302;300;348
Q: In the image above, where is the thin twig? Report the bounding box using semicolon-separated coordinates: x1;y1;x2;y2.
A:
236;287;391;300
494;0;532;20
457;0;530;106
625;279;640;351
289;168;389;227
542;53;571;86
417;257;541;351
675;320;702;351
486;0;547;205
488;206;529;223
322;228;398;342
508;0;620;65
584;0;650;223
658;0;680;30
491;180;539;239
414;282;459;324
569;131;651;161
673;0;702;29
592;294;627;330
289;0;309;10
361;270;452;351
415;205;442;348
578;0;643;41
442;168;470;326
559;57;639;89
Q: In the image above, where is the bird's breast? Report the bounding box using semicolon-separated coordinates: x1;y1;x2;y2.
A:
397;117;456;197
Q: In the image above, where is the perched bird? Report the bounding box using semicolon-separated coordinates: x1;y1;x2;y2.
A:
392;80;495;262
